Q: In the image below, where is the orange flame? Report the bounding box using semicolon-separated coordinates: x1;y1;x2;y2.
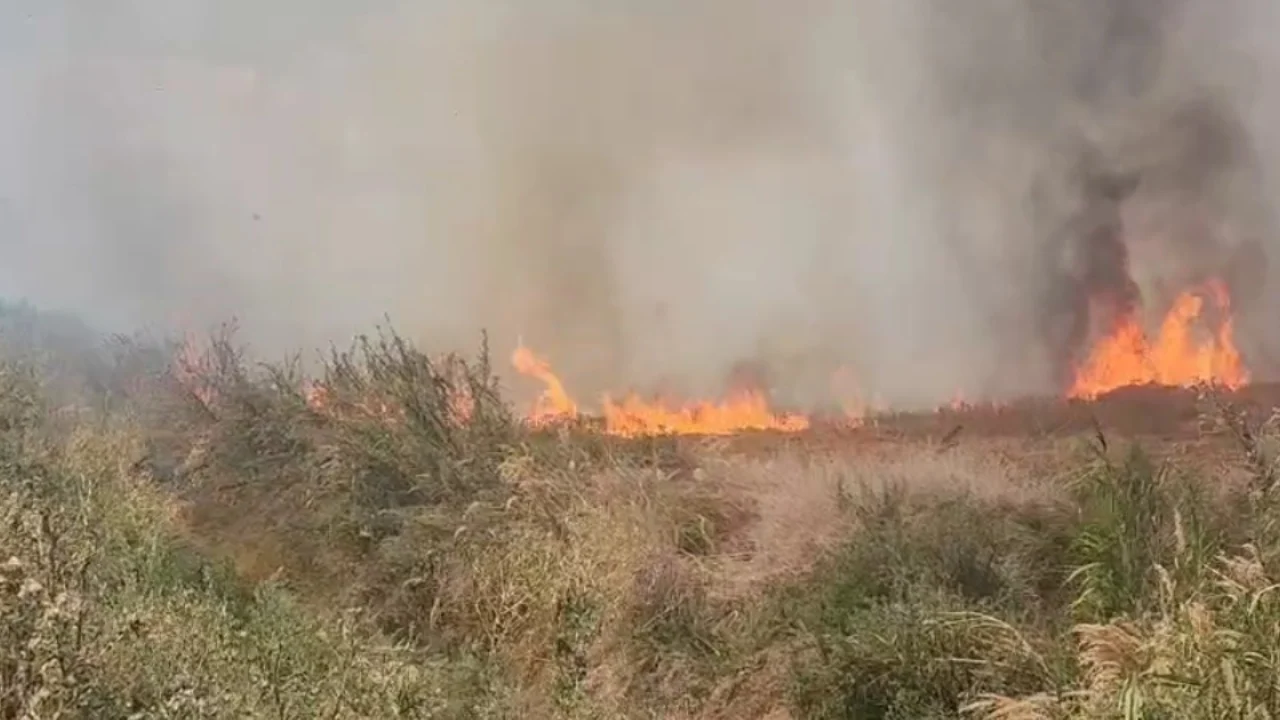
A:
304;381;406;423
511;344;579;424
304;381;330;411
601;391;809;437
1069;280;1248;399
511;343;808;435
305;376;471;426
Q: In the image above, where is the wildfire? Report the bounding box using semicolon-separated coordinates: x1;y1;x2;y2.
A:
305;368;473;426
831;365;871;424
304;381;330;410
602;391;809;437
174;333;217;409
1069;280;1248;399
303;381;408;423
510;344;809;436
511;344;579;424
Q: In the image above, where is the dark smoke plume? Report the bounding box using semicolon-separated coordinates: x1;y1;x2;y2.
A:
1020;0;1271;390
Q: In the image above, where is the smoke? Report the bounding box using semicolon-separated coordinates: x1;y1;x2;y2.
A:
1;0;1278;409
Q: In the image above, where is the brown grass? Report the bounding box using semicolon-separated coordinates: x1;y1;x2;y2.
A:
8;310;1280;717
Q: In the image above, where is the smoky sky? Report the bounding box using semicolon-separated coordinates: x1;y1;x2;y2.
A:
2;0;1279;409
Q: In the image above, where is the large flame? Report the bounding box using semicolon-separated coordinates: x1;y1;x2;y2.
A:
1069;280;1248;399
511;344;808;436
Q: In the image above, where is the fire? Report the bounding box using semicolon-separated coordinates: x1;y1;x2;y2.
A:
306;365;472;426
448;386;476;425
602;391;809;437
304;380;407;423
511;344;579;424
831;365;870;424
1069;280;1248;399
510;344;808;436
304;381;330;411
174;333;217;409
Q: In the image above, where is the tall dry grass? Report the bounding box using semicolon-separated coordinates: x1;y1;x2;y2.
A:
4;304;1280;718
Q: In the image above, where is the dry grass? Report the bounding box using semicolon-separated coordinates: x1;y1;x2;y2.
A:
4;306;1280;718
0;386;475;718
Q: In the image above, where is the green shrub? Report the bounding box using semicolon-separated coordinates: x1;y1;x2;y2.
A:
782;483;1076;719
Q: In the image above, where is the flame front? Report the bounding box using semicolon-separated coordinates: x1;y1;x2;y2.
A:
1069;281;1248;399
511;344;808;436
515;285;1249;433
602;391;809;437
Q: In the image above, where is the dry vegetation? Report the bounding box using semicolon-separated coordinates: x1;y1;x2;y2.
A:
3;303;1280;718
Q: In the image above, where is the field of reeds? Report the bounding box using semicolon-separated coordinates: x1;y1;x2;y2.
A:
2;302;1280;719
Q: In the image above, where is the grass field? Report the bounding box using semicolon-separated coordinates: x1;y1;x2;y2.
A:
3;304;1280;719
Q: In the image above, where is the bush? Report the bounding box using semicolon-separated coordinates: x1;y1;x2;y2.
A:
782;479;1075;719
8;302;1280;718
0;370;485;718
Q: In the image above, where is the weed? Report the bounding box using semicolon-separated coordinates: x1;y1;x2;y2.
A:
5;302;1280;718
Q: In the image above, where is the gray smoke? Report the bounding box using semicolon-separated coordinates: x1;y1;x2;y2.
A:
1;0;1278;410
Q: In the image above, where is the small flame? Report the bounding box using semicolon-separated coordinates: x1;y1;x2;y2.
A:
511;342;807;435
174;333;217;409
511;344;579;424
830;365;870;425
1069;280;1248;399
303;380;408;425
304;381;330;411
449;385;476;425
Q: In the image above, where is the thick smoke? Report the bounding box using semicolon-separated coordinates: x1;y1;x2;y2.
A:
1;0;1278;409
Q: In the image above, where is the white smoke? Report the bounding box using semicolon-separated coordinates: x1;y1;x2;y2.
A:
1;0;1277;409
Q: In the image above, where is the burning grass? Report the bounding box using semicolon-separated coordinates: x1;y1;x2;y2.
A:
509;275;1254;439
510;343;811;437
1069;280;1249;399
4;306;1280;717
